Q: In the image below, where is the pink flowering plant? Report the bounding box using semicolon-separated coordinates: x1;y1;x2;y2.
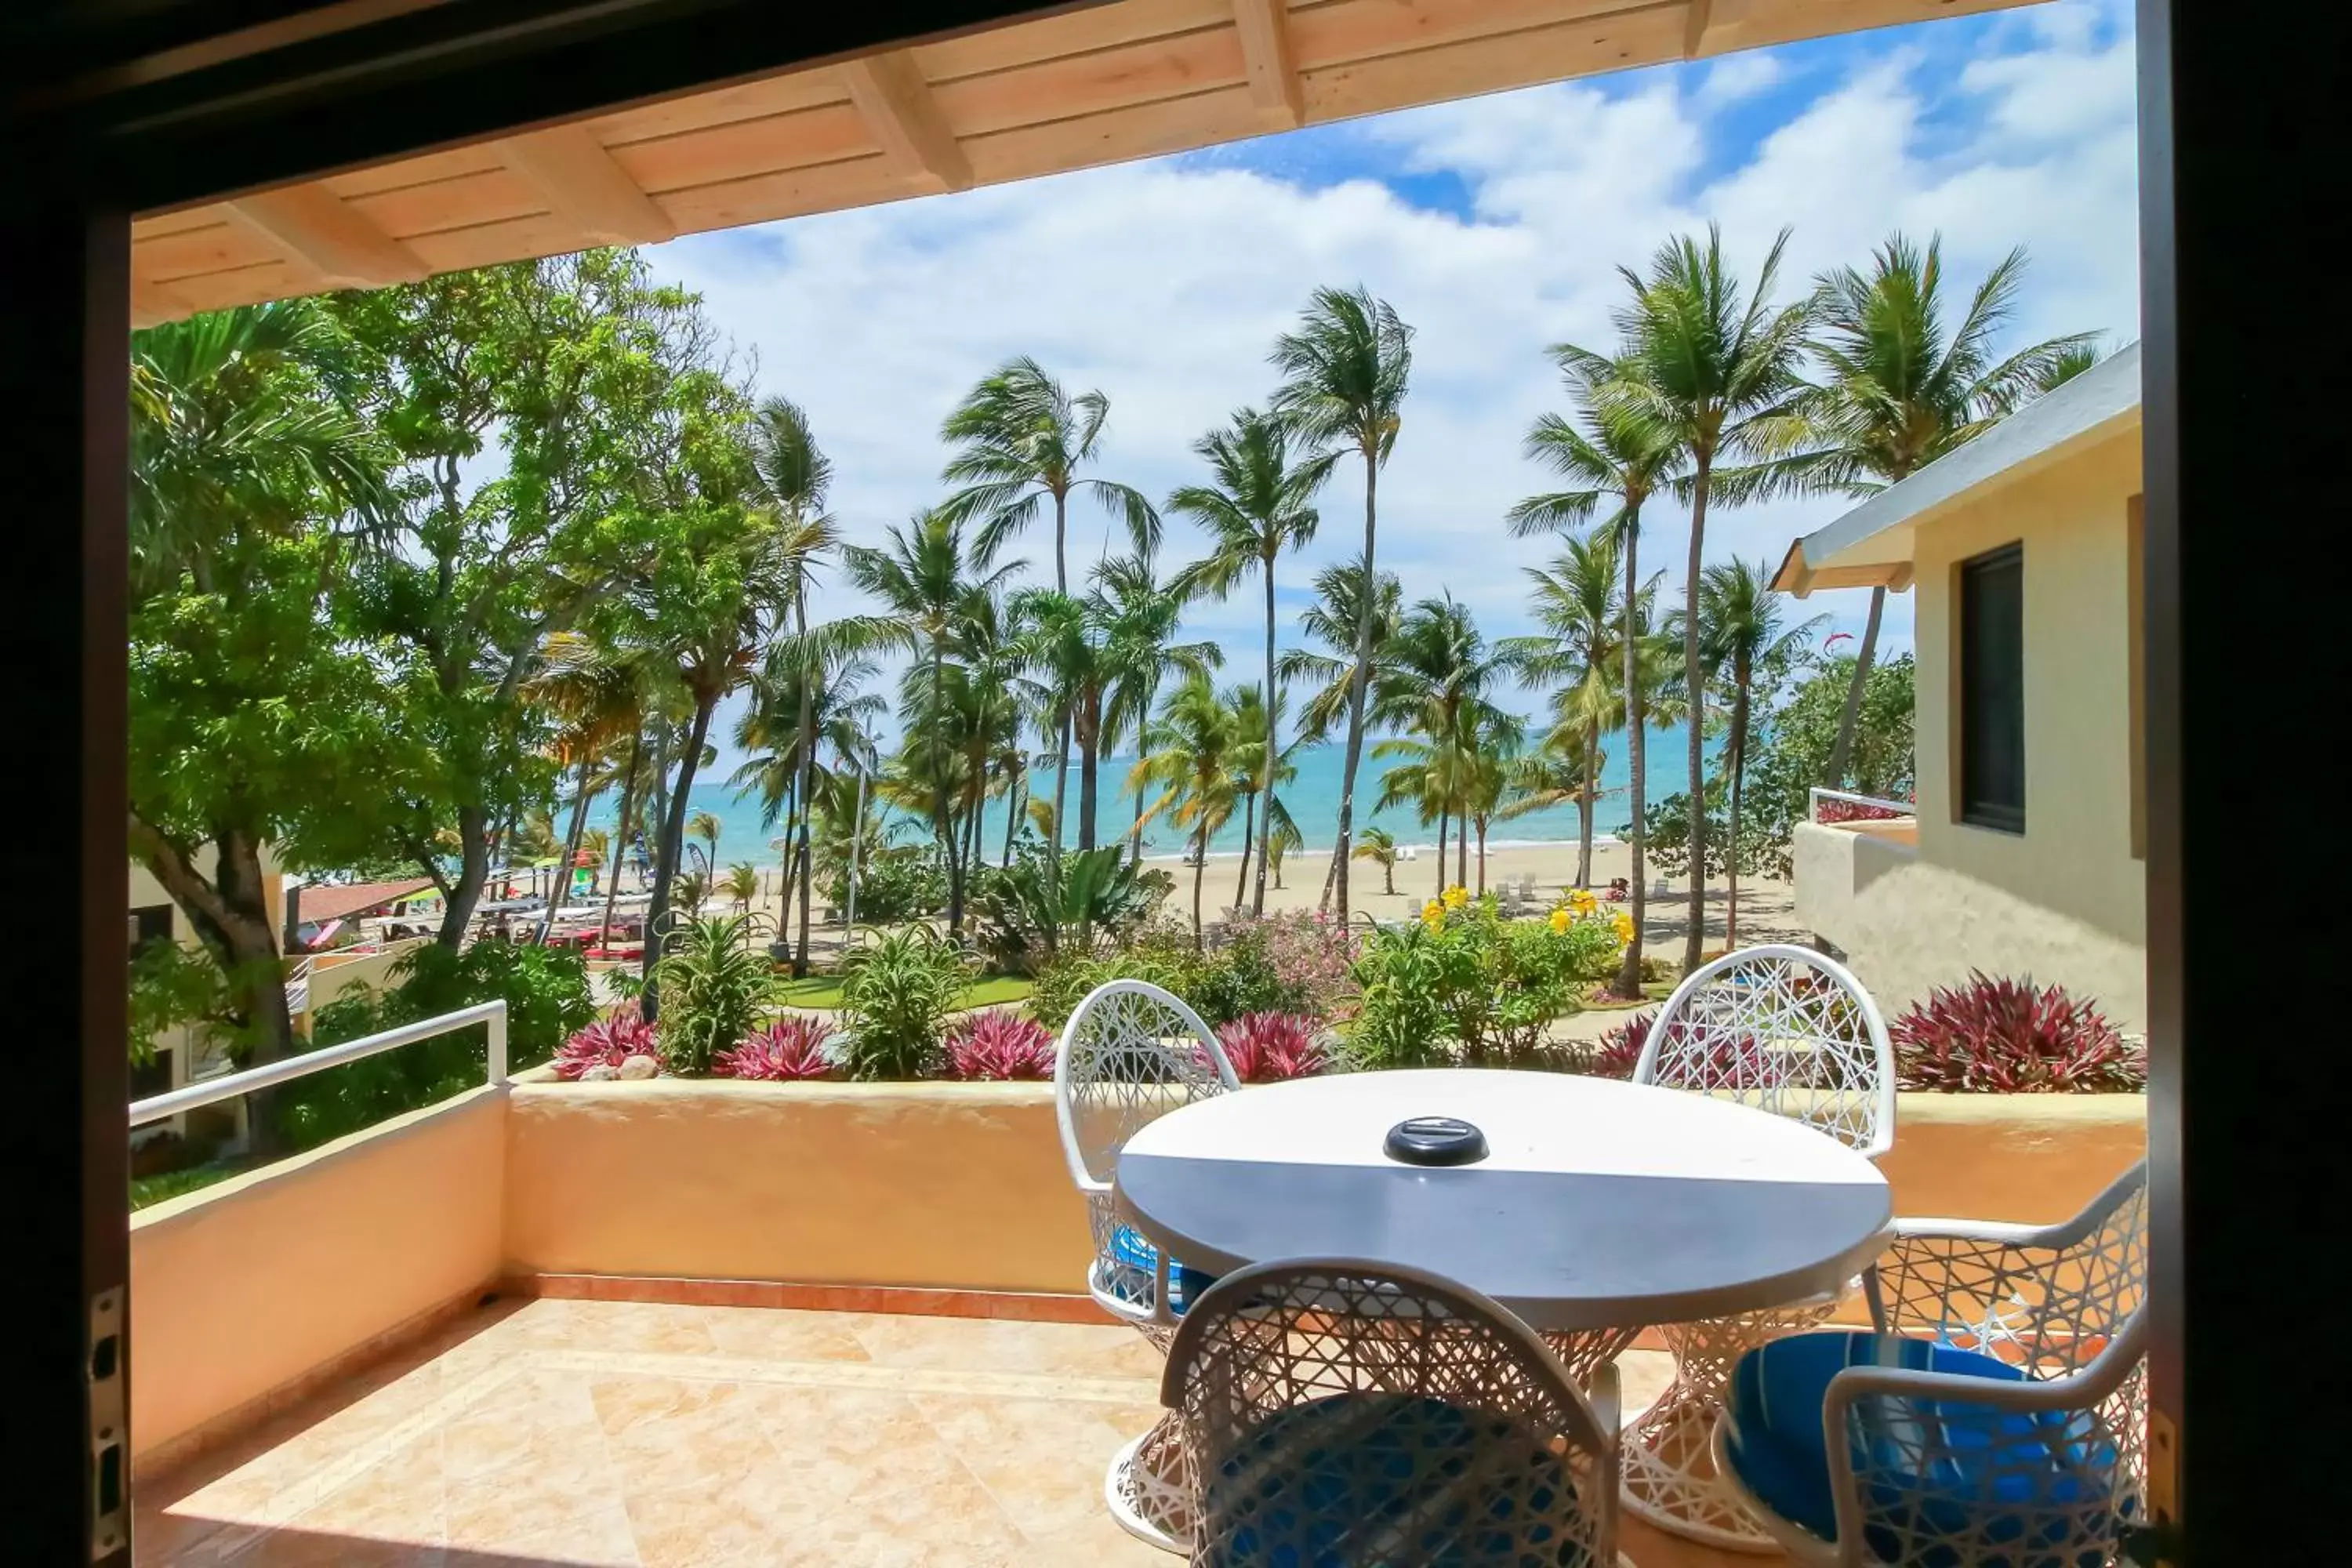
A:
554;1011;657;1080
713;1016;836;1081
946;1009;1057;1081
1213;1011;1330;1082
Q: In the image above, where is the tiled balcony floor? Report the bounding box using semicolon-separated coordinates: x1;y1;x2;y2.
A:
138;1297;1760;1567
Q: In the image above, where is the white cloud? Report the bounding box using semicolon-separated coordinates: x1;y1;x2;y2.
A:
644;0;2140;754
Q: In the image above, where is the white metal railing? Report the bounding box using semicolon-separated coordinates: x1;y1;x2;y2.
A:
1807;786;1917;822
128;1001;508;1129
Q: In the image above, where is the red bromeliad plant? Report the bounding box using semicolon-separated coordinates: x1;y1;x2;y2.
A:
554;1013;657;1080
1589;1011;1653;1080
714;1017;836;1081
1815;793;1914;825
1892;972;2145;1094
1214;1011;1329;1083
946;1010;1056;1081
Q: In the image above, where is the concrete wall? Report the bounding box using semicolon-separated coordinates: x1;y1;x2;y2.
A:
503;1080;1093;1291
1804;425;2147;1027
130;1087;505;1465
304;938;430;1016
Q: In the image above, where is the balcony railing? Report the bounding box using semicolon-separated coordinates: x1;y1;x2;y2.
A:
128;1000;508;1129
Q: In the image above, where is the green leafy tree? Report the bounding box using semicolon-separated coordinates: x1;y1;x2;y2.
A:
1169;405;1336;913
1508;358;1687;997
1131;673;1240;947
1271;287;1413;916
1696;560;1825;943
1582;226;1814;971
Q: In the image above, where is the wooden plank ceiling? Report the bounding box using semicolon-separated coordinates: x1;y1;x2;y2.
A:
130;0;2036;324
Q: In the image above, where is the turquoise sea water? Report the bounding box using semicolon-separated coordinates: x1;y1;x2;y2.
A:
656;721;1699;866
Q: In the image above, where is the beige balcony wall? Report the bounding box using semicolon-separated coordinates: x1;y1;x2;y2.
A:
130;1087;506;1468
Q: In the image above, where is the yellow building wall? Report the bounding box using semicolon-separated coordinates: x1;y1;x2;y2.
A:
1889;425;2146;1022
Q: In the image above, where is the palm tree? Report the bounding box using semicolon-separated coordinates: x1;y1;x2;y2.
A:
1509;358;1686;997
1377;594;1510;892
1498;532;1628;890
1276;556;1403;909
1271;286;1413;919
1457;709;1523;896
844;510;1020;935
1588;225;1814;971
1352;825;1399;895
938;356;1159;594
723;862;762;913
1697;560;1824;946
1169;406;1337;913
524;630;641;942
1777;236;2097;786
1130;674;1239;948
1222;684;1301;913
1092;550;1202;866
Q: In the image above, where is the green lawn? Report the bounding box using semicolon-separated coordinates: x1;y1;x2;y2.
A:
774;974;1034;1012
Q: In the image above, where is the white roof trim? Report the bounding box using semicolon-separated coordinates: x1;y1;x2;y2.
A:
1780;342;2143;593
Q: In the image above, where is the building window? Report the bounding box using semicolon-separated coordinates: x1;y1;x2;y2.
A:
1957;543;2026;833
129;903;174;955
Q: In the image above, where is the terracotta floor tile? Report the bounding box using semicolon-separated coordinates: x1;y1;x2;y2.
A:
699;1305;874;1363
844;1315;1162;1380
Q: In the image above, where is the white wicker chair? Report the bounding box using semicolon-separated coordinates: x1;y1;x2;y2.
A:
1713;1163;2150;1565
1054;978;1240;1342
1165;1259;1623;1568
1622;943;1898;1548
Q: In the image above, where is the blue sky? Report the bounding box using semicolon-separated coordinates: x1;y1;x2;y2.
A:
647;0;2140;760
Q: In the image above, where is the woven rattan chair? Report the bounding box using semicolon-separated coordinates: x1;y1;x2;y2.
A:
1713;1163;2150;1565
1053;978;1240;1344
1623;943;1898;1548
1165;1259;1623;1568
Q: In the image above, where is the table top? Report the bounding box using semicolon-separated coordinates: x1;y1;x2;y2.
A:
1115;1069;1892;1332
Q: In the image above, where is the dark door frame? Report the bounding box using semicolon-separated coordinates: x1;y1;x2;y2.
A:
9;0;2338;1556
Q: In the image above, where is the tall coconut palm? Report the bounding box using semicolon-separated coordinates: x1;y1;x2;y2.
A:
1130;674;1239;948
938;356;1160;594
1278;556;1404;750
524;630;642;943
844;510;1020;935
1497;532;1627;891
1224;684;1303;913
1092;550;1203;866
1697;559;1824;945
1271;286;1413;918
1510;359;1687;996
1588;226;1813;971
1352;825;1400;895
1168;405;1336;913
1379;594;1509;889
1774;236;2098;786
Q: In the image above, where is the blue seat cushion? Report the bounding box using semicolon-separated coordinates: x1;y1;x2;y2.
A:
1201;1392;1591;1567
1108;1224;1218;1313
1723;1330;2131;1568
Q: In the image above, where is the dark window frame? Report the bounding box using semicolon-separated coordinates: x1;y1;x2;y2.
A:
1956;542;2027;834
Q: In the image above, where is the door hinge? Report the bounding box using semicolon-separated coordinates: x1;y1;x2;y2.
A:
89;1286;125;1560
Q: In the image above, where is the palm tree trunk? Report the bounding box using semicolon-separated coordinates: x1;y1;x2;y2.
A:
1577;724;1598;888
1053;487;1068;596
642;692;717;1022
1827;585;1886;789
1234;794;1257;910
1076;688;1101;853
1728;674;1749;949
601;728;641;952
775;773;798;946
1682;452;1712;974
1614;510;1647;1000
537;757;597;943
1329;445;1378;917
1190;822;1207;949
1254;568;1279;916
1001;760;1024;867
791;602;818;978
1456;792;1468;891
1475;818;1489;895
1435;808;1449;898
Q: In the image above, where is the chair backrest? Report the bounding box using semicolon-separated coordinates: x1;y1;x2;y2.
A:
1636;944;1897;1158
1053;978;1237;1191
1166;1259;1616;1567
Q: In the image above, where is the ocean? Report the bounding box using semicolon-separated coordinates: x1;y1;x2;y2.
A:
651;721;1699;866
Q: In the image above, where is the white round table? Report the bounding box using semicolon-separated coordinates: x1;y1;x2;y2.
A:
1108;1069;1893;1554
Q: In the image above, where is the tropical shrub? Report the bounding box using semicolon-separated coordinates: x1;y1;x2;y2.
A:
1347;895;1618;1070
280;941;595;1149
1250;910;1361;1018
946;1010;1057;1081
1892;972;2145;1093
837;926;972;1080
715;1017;836;1080
1214;1011;1329;1082
1588;1011;1654;1081
1029;927;1212;1030
972;840;1160;973
828;844;945;925
555;1011;658;1080
652;914;785;1078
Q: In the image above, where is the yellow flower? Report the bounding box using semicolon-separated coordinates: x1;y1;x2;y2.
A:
1548;907;1572;935
1421;899;1446;927
1610;910;1635;944
1568;887;1597;916
1443;885;1469;910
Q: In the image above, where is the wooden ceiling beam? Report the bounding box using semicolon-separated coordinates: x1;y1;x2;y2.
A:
839;50;973;193
1686;0;1719;56
1232;0;1304;129
130;274;195;328
501;125;677;245
223;185;426;289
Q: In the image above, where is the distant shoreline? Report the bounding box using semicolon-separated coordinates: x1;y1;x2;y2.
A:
1142;833;1621;865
